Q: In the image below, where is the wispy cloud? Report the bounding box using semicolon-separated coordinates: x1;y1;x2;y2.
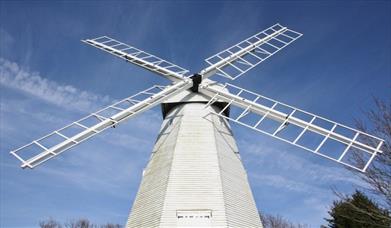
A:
0;59;163;226
0;57;161;199
0;58;111;113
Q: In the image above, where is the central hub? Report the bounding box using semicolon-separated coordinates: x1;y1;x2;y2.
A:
190;74;202;92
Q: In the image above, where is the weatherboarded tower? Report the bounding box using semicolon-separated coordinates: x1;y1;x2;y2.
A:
126;91;262;227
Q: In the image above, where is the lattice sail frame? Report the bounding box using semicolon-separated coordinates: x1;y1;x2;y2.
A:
200;83;384;172
202;24;302;80
11;81;192;169
83;36;190;82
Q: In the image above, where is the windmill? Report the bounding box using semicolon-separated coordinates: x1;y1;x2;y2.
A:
10;23;384;227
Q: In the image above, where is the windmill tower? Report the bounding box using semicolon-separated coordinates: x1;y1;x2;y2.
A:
10;24;384;227
126;87;262;227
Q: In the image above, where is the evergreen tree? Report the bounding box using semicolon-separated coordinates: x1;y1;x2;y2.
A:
326;190;391;228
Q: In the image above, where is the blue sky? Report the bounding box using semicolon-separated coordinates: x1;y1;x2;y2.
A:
1;1;390;227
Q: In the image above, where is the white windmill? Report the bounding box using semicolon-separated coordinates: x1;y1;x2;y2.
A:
10;24;384;227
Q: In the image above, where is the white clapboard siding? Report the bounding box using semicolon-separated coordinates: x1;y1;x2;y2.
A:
126;100;262;227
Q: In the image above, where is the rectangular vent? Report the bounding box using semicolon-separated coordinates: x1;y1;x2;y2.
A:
176;210;212;219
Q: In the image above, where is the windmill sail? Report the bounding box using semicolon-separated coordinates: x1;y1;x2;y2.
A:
10;81;192;169
201;23;302;80
83;36;190;82
200;83;384;172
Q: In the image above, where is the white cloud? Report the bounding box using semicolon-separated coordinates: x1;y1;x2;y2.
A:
0;58;111;112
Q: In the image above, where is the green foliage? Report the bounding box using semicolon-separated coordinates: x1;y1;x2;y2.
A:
326;190;391;228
